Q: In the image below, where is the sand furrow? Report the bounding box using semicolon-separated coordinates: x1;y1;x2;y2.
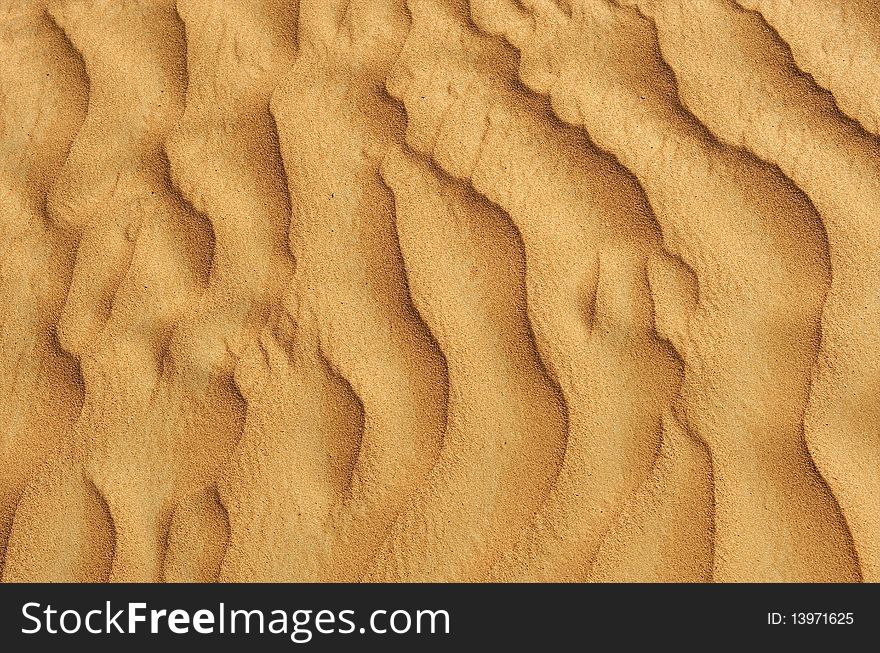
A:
734;0;880;137
587;410;714;582
470;0;861;581
0;3;89;578
630;0;878;581
219;304;367;581
219;0;448;581
389;0;689;581
4;0;207;582
163;484;230;582
368;145;567;580
155;0;299;583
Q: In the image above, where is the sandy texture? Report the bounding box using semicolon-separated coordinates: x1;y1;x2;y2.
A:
0;0;876;582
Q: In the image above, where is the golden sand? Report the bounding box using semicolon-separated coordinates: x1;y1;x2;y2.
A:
0;0;875;582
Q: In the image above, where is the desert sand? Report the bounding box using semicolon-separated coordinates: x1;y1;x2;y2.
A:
0;0;876;582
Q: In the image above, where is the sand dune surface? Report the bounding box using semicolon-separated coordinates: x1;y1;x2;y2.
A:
0;0;876;582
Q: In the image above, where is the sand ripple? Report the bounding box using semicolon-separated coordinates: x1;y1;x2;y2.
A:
0;0;873;582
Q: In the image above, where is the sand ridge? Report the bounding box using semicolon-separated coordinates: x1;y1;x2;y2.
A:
0;0;876;582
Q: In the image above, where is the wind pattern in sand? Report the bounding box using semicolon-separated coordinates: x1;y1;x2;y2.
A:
1;0;877;582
